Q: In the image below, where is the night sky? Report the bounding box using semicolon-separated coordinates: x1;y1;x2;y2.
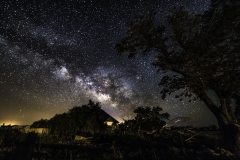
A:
0;0;217;126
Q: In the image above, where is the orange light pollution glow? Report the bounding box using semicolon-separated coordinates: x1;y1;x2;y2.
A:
1;121;19;126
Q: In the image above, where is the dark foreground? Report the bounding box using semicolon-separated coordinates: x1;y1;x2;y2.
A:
0;129;238;160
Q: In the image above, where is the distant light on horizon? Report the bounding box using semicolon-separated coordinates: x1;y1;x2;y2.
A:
0;0;216;127
1;121;19;126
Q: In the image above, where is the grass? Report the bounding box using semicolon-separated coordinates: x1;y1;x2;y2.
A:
0;128;238;160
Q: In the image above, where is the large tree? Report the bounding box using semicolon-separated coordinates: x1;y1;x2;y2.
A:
115;0;240;156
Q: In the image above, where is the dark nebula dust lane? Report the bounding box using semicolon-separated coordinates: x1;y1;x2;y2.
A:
0;0;217;126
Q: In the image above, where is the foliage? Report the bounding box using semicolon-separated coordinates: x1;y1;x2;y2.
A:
124;106;169;133
30;100;108;136
116;0;240;102
115;0;240;155
67;99;107;135
31;119;48;128
1;126;238;160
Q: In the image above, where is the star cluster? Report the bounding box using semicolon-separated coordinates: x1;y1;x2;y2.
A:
0;0;216;126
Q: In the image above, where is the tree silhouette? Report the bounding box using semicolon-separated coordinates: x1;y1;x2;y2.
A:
31;119;48;128
116;0;240;156
31;100;108;137
135;106;169;133
125;106;169;133
68;100;106;135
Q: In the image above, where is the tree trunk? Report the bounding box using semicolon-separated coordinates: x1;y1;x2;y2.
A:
199;92;240;157
217;118;240;157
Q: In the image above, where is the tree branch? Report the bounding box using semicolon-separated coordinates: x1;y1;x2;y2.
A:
196;91;219;118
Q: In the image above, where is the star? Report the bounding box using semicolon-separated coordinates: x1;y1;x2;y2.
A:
0;0;215;126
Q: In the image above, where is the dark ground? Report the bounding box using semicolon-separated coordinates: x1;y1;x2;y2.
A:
0;129;238;160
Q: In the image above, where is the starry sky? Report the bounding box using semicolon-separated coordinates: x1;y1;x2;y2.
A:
0;0;217;126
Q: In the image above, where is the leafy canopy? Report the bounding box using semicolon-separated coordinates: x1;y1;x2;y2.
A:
124;106;169;132
115;0;240;102
31;100;108;135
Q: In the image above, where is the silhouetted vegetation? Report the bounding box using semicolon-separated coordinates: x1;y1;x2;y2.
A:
0;100;238;159
123;106;169;134
1;0;240;159
31;100;112;137
116;0;240;157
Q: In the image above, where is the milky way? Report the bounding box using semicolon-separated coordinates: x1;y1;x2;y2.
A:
0;0;217;126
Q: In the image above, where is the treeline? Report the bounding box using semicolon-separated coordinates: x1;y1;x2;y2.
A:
1;100;235;159
31;100;111;136
31;100;170;137
31;100;218;137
